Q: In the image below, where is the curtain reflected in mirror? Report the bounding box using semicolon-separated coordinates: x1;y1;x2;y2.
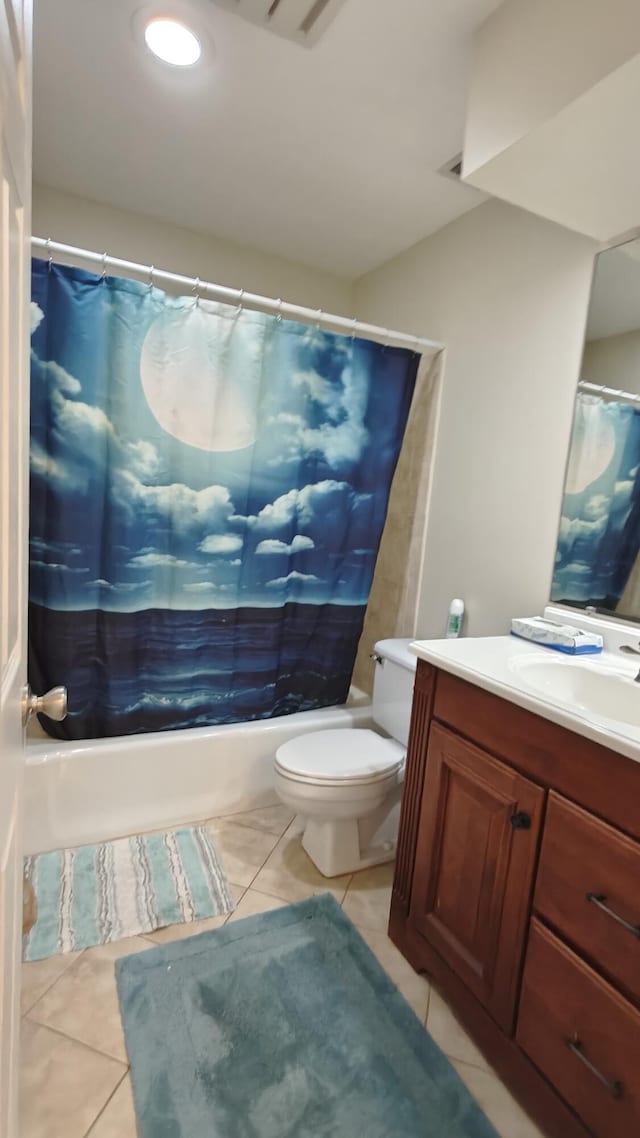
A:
552;395;640;617
552;236;640;621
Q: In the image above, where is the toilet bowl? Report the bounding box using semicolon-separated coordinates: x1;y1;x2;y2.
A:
273;639;417;877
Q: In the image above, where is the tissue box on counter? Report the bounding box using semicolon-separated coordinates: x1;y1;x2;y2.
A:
510;617;603;654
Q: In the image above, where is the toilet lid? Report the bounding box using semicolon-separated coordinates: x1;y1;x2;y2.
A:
275;728;404;783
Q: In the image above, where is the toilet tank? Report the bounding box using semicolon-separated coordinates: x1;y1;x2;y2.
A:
372;638;417;747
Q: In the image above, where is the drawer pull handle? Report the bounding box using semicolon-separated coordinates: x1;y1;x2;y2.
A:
510;811;531;830
566;1037;624;1099
586;892;640;939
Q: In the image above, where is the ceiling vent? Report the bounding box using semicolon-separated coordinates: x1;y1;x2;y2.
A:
209;0;347;47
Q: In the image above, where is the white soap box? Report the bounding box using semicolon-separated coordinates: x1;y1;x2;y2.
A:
510;617;603;655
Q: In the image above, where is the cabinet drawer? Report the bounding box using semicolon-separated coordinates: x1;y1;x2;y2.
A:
432;671;640;839
517;920;640;1137
535;793;640;1002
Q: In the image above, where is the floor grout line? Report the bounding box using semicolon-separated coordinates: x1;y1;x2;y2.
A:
222;884;248;923
239;816;308;897
82;1067;130;1138
24;1013;130;1068
239;885;290;903
424;977;432;1026
215;814;390;910
21;947;85;1017
207;816;294;898
450;1055;495;1074
236;821;337;905
214;806;294;839
339;874;354;906
207;815;294;843
244;826;354;906
242;835;288;894
213;821;291;843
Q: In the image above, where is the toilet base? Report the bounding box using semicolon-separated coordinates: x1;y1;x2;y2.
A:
300;795;401;877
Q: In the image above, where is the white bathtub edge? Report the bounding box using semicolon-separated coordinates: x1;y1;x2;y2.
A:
24;699;373;854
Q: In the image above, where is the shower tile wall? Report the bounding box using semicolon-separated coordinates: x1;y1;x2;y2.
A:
352;354;441;694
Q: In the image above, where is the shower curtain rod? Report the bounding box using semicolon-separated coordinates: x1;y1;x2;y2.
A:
31;237;444;356
578;380;640;406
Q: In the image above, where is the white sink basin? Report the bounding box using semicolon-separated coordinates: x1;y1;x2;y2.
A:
509;656;640;728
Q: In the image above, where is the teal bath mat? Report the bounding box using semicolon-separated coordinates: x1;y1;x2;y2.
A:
23;826;233;961
116;893;500;1138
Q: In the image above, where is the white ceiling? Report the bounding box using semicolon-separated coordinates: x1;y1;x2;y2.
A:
33;0;499;279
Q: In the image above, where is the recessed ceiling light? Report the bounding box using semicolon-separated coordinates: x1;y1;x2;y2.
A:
144;17;202;66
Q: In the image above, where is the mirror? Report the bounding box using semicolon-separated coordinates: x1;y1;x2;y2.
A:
551;237;640;621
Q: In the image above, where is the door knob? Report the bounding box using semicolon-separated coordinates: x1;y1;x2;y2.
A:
22;684;67;726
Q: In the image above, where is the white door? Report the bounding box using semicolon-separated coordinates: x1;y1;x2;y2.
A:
0;0;32;1134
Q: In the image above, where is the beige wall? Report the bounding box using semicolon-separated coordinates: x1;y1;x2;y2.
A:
32;184;354;313
582;329;640;396
354;199;596;638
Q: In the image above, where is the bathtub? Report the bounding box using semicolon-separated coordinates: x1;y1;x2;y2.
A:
24;690;372;854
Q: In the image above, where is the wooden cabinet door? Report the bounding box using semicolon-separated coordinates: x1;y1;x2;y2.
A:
410;723;544;1031
392;660;436;918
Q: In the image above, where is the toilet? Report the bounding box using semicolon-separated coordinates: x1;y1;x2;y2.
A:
274;638;417;877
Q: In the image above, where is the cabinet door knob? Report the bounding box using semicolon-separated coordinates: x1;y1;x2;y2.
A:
510;811;531;830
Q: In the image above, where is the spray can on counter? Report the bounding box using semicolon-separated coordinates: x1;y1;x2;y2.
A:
446;598;464;639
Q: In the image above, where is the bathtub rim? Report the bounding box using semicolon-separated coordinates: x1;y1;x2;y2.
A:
23;689;374;854
25;686;371;765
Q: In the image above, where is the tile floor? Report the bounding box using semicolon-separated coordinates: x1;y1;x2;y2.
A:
20;805;545;1138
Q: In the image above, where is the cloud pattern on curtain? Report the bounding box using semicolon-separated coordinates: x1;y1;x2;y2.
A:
551;394;640;609
29;259;418;739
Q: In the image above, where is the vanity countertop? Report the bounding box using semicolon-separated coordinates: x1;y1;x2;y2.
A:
410;635;640;766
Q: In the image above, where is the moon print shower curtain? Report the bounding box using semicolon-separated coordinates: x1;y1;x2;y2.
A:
29;258;418;739
551;393;640;611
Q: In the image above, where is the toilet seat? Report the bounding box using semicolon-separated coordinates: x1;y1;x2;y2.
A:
275;728;404;787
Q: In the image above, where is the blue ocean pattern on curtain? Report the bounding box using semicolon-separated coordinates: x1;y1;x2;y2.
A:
29;259;418;739
551;394;640;609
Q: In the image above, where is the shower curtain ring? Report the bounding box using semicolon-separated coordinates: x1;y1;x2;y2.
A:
350;317;357;341
193;276;201;306
316;308;322;330
148;264;155;290
236;288;245;314
46;237;53;271
276;298;283;322
101;252;107;280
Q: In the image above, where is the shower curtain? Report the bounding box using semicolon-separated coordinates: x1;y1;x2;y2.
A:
551;393;640;610
29;259;419;739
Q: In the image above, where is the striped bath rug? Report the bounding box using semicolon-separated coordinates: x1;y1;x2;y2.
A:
23;826;234;961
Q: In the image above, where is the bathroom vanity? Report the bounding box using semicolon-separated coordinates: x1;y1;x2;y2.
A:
391;637;640;1138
